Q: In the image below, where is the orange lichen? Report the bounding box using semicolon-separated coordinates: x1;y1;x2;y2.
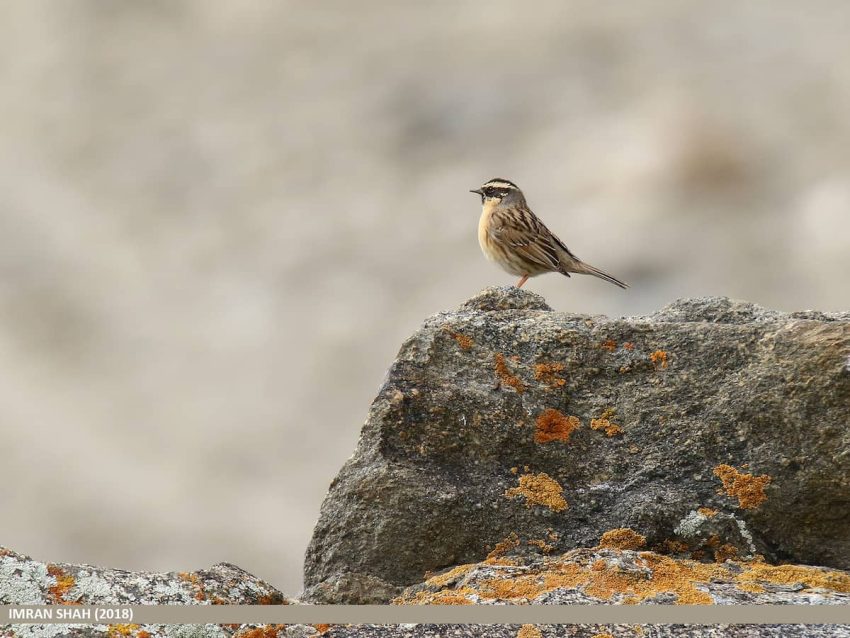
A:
482;574;551;600
601;339;618;352
617;557;712;601
697;507;718;518
735;562;850;593
650;350;668;369
528;539;555;554
607;553;717;604
534;362;566;387
622;342;635;351
713;464;771;509
535;409;580;444
107;626;141;638
714;544;739;563
590;408;622;437
487;533;520;561
449;331;474;351
504;472;568;512
495;353;526;393
551;552;717;604
399;586;478;605
236;627;285;638
137;632;152;638
517;626;542;638
490;556;521;567
592;634;615;638
178;571;207;602
590;418;622;437
398;548;850;606
598;528;647;551
433;591;476;604
256;593;285;605
47;565;76;604
424;563;476;589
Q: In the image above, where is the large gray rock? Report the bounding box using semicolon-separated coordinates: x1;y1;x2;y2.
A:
303;288;850;603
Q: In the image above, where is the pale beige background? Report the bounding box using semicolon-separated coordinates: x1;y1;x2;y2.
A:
1;1;848;596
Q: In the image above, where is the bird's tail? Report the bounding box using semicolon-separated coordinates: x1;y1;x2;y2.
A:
571;261;629;289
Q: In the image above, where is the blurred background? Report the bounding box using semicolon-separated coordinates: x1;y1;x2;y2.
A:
1;1;848;596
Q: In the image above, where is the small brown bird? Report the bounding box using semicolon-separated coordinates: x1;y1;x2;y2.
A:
471;178;628;290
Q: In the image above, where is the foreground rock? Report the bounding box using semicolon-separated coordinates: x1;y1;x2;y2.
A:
306;626;850;638
326;626;849;638
2;545;848;637
398;547;850;605
5;626;850;638
304;288;850;603
0;547;286;606
0;546;288;638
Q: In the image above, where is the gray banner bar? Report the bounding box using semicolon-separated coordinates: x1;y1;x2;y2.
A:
3;605;850;625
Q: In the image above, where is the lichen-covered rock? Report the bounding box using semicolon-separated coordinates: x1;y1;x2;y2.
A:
2;626;241;638
303;625;848;638
303;288;850;603
1;625;297;638
6;625;850;638
396;547;850;605
0;546;287;638
0;547;286;606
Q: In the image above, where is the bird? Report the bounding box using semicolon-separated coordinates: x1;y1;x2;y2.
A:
471;178;629;290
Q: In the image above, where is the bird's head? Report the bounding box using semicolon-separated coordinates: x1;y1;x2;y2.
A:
470;178;525;206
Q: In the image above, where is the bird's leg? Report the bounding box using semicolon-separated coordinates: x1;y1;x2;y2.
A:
516;275;529;288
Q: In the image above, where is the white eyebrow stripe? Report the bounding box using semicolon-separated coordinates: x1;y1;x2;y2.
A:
484;181;518;190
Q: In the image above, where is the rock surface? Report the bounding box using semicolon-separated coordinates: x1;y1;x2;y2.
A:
0;546;287;638
4;290;850;637
304;288;850;603
5;626;850;638
0;547;286;606
397;547;850;605
294;625;848;638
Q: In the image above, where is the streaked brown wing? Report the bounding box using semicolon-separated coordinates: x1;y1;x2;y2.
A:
548;230;581;264
489;210;562;272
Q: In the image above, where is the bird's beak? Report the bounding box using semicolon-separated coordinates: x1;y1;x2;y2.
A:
470;189;483;196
